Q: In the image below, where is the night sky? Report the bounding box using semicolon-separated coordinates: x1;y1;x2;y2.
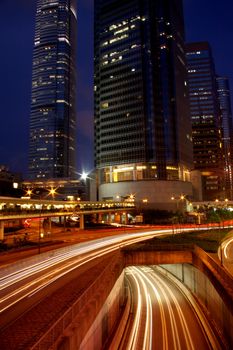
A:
0;0;233;178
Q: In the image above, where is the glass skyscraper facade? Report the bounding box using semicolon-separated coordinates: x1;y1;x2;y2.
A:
186;42;224;200
28;0;77;180
94;0;193;196
217;76;233;199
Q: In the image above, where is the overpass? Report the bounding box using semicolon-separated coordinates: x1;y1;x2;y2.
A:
0;196;135;239
192;200;233;209
0;237;233;349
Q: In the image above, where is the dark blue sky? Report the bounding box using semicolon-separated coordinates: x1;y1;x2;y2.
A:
0;0;233;177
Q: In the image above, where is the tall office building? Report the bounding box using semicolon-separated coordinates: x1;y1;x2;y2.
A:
94;0;193;207
186;42;224;200
217;76;233;199
28;0;77;180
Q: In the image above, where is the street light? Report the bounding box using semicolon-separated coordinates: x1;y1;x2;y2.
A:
80;171;88;181
49;188;56;199
25;188;55;253
129;194;135;202
26;189;32;197
171;195;187;210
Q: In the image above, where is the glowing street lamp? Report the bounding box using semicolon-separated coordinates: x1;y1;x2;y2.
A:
49;188;56;199
80;171;88;181
171;194;187;211
25;189;44;253
26;189;32;197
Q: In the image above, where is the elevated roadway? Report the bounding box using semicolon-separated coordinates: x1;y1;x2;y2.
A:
0;196;134;238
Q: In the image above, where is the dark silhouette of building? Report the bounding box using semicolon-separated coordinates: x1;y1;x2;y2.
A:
0;165;23;197
186;42;224;200
94;0;193;208
28;0;77;180
216;76;233;199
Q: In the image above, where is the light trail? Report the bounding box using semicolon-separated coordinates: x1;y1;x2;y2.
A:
0;231;161;288
0;230;170;318
122;266;221;350
147;268;194;350
0;225;223;327
126;266;168;350
222;236;233;259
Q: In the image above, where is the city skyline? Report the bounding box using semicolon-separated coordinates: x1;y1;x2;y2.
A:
1;0;233;177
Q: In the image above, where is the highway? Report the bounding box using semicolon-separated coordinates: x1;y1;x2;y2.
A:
0;228;173;328
0;225;227;338
118;266;222;350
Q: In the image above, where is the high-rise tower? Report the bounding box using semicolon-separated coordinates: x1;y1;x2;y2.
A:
28;0;77;179
94;0;193;207
217;76;233;199
186;42;224;200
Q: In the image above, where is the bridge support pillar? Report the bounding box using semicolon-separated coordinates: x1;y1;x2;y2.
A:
48;217;52;231
109;212;114;224
121;213;128;225
0;221;4;240
98;213;103;223
79;214;84;230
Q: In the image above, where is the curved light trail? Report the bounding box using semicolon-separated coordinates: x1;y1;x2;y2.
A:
121;266;222;350
0;225;224;329
0;229;171;325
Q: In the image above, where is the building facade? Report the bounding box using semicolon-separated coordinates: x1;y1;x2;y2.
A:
28;0;77;180
186;42;224;200
0;165;23;198
94;0;193;208
216;76;233;199
95;0;192;208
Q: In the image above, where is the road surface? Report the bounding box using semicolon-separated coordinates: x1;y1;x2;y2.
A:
117;266;222;350
0;229;171;328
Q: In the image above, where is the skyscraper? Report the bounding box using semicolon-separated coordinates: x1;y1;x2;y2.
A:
94;0;193;207
186;42;224;200
216;76;233;199
28;0;77;180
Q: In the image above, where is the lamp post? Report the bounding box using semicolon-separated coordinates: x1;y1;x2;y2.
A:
171;195;188;233
26;188;57;253
26;189;42;253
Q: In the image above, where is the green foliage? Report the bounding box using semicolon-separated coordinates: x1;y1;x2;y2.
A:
206;208;233;223
156;229;230;252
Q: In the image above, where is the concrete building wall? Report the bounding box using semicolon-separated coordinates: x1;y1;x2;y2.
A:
79;272;125;350
190;170;203;201
161;263;233;347
99;180;193;210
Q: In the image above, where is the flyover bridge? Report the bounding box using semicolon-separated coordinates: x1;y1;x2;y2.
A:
0;196;135;239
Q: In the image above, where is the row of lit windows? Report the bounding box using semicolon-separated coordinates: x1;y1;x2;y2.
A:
98;109;142;124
